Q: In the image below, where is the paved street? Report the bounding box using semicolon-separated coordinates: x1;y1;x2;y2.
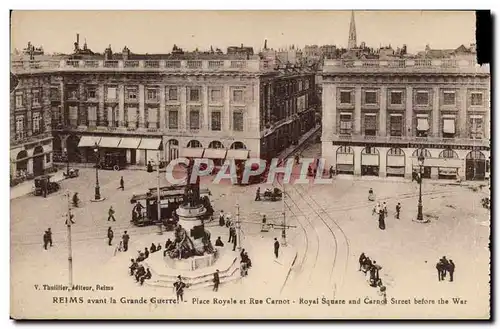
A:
10;141;490;318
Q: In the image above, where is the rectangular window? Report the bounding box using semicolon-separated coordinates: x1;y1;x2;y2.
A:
15;116;24;138
32;89;40;106
168;88;178;101
68;88;78;100
126;107;137;128
298;80;303;91
442;117;456;138
32;112;41;133
416;91;429;105
46;154;51;163
189;88;200;102
15;93;23;108
87;88;97;99
233;90;244;103
443;91;456;105
50;87;59;100
147;89;158;101
339;113;352;135
364;114;377;136
305;79;310;90
389;115;402;136
390;91;403;105
211;111;221;131
471;92;483;106
168;111;178;130
416;115;429;137
107;87;117;100
210;89;222;102
126;88;137;100
340;91;352;104
364;91;377;105
189;110;200;129
469;116;484;139
233;112;244;131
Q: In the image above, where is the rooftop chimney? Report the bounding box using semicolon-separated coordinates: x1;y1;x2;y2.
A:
76;34;80;47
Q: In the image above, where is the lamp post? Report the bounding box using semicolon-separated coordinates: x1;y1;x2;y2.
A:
416;154;425;222
151;154;162;235
64;148;69;177
93;142;101;201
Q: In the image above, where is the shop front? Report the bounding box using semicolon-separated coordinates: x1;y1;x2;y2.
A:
361;147;379;177
466;150;488;181
336;146;354;175
386;148;405;177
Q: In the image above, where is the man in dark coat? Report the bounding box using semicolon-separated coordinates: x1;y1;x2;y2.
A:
215;237;224;247
219;210;225;227
144;247;150;259
395;203;401;219
129;259;138;276
119;176;124;191
46;228;53;247
228;225;235;243
43;231;49;250
255;187;261;201
359;253;367;271
107;227;114;246
274;238;280;259
173;276;187;302
232;234;237;251
122;231;130;252
150;243;157;253
108;206;116;222
378;211;386;230
213;270;220;292
135;265;145;282
436;261;444;281
140;269;152;285
448;260;455;282
439;256;450;281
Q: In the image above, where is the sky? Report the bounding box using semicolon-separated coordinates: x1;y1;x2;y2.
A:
10;10;476;55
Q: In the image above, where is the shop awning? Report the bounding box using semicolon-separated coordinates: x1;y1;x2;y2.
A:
117;137;141;149
138;138;162;150
203;148;227;159
417;118;429;131
226;149;249;160
78;136;101;148
180;148;205;158
443;119;456;134
98;137;121;148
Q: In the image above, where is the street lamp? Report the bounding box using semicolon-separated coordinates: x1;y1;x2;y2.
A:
416;153;425;222
151;154;162;235
64;148;69;177
93;142;102;201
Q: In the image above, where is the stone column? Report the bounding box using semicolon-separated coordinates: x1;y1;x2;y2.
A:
119;85;125;127
180;86;187;131
432;86;440;137
223;85;231;132
354;86;362;134
354;146;362;176
138;84;145;128
59;81;65;126
379;86;387;137
78;84;85;126
459;87;468;138
98;84;105;126
321;83;336;140
405;86;413;136
202;85;209;131
159;85;166;130
378;146;387;177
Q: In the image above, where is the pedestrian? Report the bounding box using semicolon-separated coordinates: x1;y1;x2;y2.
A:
165;238;173;250
329;166;334;178
358;253;367;271
144;247;150;259
395;203;401;219
129;259;138;276
72;192;80;207
232;234;237;251
382;202;388;217
140;268;152;285
215;237;224;247
119;176;124;191
440;256;450;281
213;269;220;292
150;243;157;253
46;228;53;247
219;210;225;227
147;161;153;173
448;260;455;282
261;215;268;232
228;225;235;243
255;187;261;201
122;231;130;252
108;206;116;222
43;231;49;250
274;238;280;258
373;202;381;216
107;227;114;246
378;211;386;230
173;276;187;302
436;261;443;282
368;188;375;201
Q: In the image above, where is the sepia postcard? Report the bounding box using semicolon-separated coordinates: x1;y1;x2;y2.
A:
9;10;491;319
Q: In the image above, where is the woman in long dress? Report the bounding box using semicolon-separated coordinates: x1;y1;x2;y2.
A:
378;211;386;230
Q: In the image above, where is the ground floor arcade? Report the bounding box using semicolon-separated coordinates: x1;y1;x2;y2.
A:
10;136;54;178
321;142;490;181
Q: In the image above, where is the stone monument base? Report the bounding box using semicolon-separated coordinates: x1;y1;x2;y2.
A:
176;204;207;232
164;252;217;271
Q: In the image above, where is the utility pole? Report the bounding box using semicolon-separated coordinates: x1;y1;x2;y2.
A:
156;153;162;235
65;191;74;288
282;183;287;246
236;203;242;251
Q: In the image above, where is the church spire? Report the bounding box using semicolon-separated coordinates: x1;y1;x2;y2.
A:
348;10;357;50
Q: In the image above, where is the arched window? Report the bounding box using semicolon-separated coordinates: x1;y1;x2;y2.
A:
208;141;224;149
33;145;44;155
412;148;432;158
337;146;354;154
230;141;246;150
388;148;405;156
361;147;379;155
466;150;486;160
439;149;459;159
187;140;202;148
167;139;179;146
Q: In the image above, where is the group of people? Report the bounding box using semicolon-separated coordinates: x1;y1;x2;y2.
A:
218;211;238;251
359;253;387;303
369;189;402;230
436;256;456;282
239;248;253;277
129;258;152;285
114;231;130;253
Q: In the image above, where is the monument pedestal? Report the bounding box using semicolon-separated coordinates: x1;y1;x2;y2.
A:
176;204;207;232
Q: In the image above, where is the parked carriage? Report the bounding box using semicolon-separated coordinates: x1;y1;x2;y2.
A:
63;168;79;178
33;175;60;196
257;187;283;202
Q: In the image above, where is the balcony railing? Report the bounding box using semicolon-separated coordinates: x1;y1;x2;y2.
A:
11;59;270;73
333;134;489;147
324;58;490;74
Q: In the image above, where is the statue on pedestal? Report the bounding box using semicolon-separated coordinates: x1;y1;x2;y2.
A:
183;159;201;208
